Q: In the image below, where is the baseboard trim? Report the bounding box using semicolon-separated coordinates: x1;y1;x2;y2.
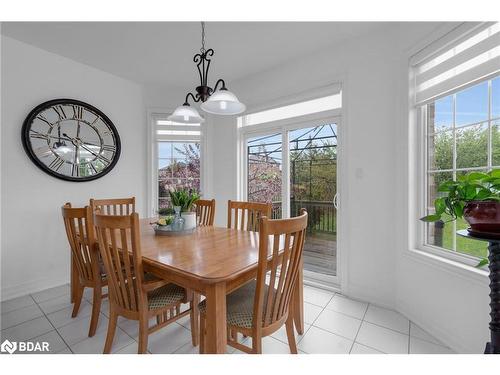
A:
1;275;69;302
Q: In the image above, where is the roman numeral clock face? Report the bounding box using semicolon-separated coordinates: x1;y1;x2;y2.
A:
21;99;121;181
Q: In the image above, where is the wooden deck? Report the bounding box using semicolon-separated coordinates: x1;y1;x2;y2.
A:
303;232;337;276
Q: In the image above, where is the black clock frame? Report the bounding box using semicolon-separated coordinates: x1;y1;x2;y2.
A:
21;98;121;182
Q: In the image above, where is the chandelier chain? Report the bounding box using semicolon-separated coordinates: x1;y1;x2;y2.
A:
200;21;206;53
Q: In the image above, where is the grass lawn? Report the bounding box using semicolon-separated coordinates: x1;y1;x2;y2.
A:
439;216;488;259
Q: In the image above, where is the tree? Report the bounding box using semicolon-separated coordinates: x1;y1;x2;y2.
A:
158;143;201;208
247;145;282;204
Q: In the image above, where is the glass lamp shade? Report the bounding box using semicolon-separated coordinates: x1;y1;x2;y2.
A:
200;89;246;115
167;104;205;124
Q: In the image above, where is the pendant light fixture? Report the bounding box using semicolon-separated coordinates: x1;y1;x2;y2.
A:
168;22;246;124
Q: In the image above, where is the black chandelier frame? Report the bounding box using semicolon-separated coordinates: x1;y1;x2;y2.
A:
181;23;229;108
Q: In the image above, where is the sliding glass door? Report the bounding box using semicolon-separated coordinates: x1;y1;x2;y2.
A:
289;125;337;277
244;118;339;285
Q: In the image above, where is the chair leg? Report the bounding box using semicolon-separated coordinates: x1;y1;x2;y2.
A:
252;336;262;354
138;315;149;354
103;308;118;354
199;313;205;354
71;284;84;318
190;293;200;346
285;315;298;354
88;286;102;337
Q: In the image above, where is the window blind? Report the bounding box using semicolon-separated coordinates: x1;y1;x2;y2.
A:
239;83;342;127
412;22;500;105
153;115;201;141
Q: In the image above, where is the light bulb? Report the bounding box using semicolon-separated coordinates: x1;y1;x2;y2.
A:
184;115;189;122
219;101;227;110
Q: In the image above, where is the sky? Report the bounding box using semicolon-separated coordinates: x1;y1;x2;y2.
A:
434;76;500;131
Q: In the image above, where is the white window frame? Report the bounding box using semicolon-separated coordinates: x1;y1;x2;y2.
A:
416;74;499;268
147;109;206;217
238;90;344;290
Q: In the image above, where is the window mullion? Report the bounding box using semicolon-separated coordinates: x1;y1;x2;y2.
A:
488;79;493;170
452;93;457;252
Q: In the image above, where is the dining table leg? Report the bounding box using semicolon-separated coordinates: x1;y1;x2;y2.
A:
203;282;227;354
293;262;304;335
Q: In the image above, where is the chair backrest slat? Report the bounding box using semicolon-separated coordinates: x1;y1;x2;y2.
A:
195;199;216;226
227;200;272;232
61;203;99;284
94;212;144;313
90;197;136;217
253;209;308;330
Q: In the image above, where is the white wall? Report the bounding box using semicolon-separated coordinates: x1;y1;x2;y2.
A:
1;36;146;300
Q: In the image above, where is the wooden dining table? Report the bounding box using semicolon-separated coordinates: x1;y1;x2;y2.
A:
140;219;304;354
71;218;304;353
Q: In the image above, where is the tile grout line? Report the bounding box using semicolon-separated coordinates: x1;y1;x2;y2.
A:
303;293;448;353
238;291;337;354
360;320;409;336
30;285;72;304
29;293;74;354
0;298;37;316
407;321;451;348
1;290;73;331
1;309;45;332
82;291;143;353
300;292;337;353
408;321;411;354
86;298;192;354
348;302;370;354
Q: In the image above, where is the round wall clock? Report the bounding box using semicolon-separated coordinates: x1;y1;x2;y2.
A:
21;99;121;182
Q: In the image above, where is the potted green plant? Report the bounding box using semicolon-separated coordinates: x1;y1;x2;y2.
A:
169;188;200;230
154;207;175;227
158;207;175;216
421;169;500;265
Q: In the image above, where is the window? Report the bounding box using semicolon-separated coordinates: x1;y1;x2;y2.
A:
412;22;500;263
152;116;202;210
424;78;499;260
157;141;200;209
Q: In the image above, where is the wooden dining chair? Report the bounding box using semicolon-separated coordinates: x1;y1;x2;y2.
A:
199;209;308;354
227;200;272;232
90;197;135;215
93;211;199;354
196;199;216;226
61;203;107;337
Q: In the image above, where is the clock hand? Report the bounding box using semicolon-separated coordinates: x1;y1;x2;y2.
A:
30;130;73;142
79;143;111;164
62;133;101;148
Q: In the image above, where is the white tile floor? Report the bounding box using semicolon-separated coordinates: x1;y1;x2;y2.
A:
0;283;455;354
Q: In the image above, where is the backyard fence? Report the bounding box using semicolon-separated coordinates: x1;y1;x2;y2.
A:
271;200;337;234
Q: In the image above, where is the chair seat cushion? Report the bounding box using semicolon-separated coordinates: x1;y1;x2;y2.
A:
148;283;185;311
199;280;271;329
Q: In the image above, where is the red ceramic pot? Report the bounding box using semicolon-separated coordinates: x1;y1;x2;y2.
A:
463;201;500;234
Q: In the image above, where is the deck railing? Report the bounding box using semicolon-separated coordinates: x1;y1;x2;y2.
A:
271;200;336;234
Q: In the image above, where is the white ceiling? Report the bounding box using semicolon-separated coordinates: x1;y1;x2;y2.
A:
2;22;389;89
